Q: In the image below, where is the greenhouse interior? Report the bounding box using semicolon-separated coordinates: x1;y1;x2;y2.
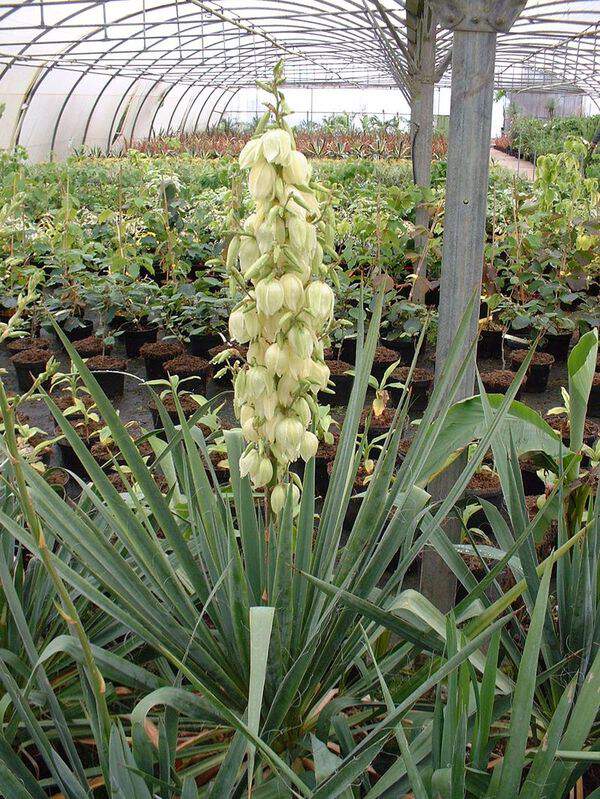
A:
0;0;600;796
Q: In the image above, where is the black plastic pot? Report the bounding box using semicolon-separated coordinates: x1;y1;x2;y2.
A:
13;355;49;392
478;327;504;359
541;330;573;361
58;318;94;343
526;364;552;393
338;337;357;363
520;459;545;495
58;439;88;476
90;368;125;399
328;371;353;406
122;325;158;358
504;327;533;351
588;379;600;418
189;332;222;357
381;336;417;365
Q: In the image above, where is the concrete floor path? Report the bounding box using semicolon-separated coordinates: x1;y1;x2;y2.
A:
490;146;535;179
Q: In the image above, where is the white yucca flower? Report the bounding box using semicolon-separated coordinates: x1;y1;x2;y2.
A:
227;64;337;512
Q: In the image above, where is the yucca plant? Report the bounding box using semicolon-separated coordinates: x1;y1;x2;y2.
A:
0;287;595;797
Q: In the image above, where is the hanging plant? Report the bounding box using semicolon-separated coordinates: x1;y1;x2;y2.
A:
226;61;338;513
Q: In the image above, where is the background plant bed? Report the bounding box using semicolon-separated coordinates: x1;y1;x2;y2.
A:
164;354;209;393
546;413;599;446
327;460;369;531
56;420;103;475
510;349;554;393
588;373;600;417
57;318;94;343
11;348;51;391
86;355;127;399
140;340;184;380
380;335;418;365
208;343;246;388
359;406;396;441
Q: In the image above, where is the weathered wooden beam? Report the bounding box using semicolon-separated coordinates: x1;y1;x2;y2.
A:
420;0;526;611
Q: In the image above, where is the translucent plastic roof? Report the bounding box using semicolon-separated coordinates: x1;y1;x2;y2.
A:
0;0;598;160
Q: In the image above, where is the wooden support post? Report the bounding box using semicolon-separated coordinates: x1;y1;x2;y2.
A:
419;0;526;611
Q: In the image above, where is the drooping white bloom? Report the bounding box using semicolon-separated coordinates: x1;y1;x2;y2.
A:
255;278;284;316
280;272;305;312
306;281;335;321
249;161;277;200
261;129;293;165
300;430;319;461
238;137;263;169
282;150;310;185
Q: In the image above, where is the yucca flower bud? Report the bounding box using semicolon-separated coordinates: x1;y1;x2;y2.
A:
287;324;314;359
292;397;311;427
270;484;286;514
239;137;263;169
238;236;261;274
265;341;287;375
249;161;277;200
288;215;309;252
255;278;284;316
246;365;270;398
275;416;304;454
280;272;305;312
282;150;310;185
261;129;292;165
306;281;334;321
229;307;250;344
300;430;319;461
239;447;260;478
252;457;273;488
306;360;330;391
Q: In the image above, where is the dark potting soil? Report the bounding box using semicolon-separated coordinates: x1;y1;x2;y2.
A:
139;340;184;361
360;406;396;431
86;355;127;371
11;348;50;366
208;343;247;360
53;393;95;414
546;413;599;443
466;471;501;496
392;366;434;385
373;346;403;366
149;393;200;416
510;349;555;367
90;442;120;466
164;354;210;377
74;336;107;357
7;337;52;354
44;469;69;488
481;370;518;391
325;358;353;376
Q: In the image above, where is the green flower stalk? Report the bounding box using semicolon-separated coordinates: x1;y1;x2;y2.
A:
227;62;337;513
